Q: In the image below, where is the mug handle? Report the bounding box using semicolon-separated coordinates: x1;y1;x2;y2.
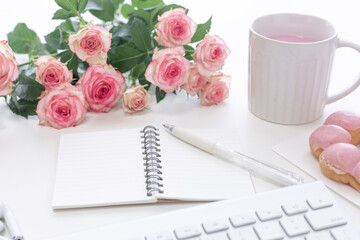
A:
327;39;360;104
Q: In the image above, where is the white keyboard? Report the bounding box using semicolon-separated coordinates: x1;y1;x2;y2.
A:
48;181;358;240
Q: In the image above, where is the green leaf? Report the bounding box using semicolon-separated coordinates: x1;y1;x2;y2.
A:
84;0;103;11
131;62;146;80
18;65;36;77
8;81;40;119
87;0;123;11
112;22;131;38
111;22;132;45
131;0;163;9
8;91;20;116
133;9;151;24
149;4;164;25
88;0;117;21
7;23;43;54
108;43;147;73
111;0;124;7
155;86;166;102
55;0;91;16
46;20;78;51
191;16;212;43
150;4;184;26
58;19;78;33
52;9;77;19
89;8;114;21
78;0;88;12
131;18;151;51
68;56;80;78
18;99;38;117
44;43;58;54
15;72;45;101
60;50;80;78
45;29;63;50
121;4;135;19
59;50;73;63
138;75;151;90
152;4;184;17
55;0;77;11
183;45;194;61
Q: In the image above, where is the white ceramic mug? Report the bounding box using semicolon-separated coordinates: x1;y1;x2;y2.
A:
248;13;360;124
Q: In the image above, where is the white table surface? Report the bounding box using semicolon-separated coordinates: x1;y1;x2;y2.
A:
1;0;360;239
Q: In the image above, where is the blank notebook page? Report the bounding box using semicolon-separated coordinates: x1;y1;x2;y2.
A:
159;129;254;200
53;127;255;209
53;129;156;209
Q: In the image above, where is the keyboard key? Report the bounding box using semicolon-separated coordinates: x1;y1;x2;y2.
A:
307;198;333;210
305;231;333;240
59;182;359;240
305;209;347;231
201;233;229;240
174;225;201;240
229;213;256;227
227;228;258;240
253;222;285;240
202;219;229;234
331;227;357;240
146;231;174;240
281;203;308;216
256;209;283;221
279;215;310;237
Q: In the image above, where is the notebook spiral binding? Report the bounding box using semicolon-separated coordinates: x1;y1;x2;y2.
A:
141;125;164;196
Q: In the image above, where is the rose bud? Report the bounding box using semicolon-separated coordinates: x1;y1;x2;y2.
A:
35;56;73;89
122;86;152;113
193;34;231;76
199;72;231;106
0;40;18;96
182;65;208;96
68;23;112;66
145;47;190;93
154;8;197;48
36;84;87;129
77;65;126;113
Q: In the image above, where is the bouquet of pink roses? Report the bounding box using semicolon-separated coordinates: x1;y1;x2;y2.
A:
1;0;231;129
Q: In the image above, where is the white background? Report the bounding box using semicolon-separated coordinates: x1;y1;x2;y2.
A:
1;0;360;239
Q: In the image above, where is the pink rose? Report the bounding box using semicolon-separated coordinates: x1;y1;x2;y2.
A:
194;34;231;76
77;65;126;113
154;8;197;48
34;56;73;89
182;65;208;96
0;40;18;96
122;86;152;113
36;83;87;129
68;23;112;66
145;47;190;93
199;73;231;106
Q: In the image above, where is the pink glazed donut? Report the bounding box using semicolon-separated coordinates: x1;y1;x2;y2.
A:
309;125;351;158
309;110;360;192
320;143;360;191
324;110;360;145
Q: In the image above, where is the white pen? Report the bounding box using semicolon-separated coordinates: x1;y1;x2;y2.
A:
162;124;304;186
0;203;23;240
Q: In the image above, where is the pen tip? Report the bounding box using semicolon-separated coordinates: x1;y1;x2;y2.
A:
162;124;174;132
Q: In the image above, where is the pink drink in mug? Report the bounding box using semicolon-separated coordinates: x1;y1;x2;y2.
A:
268;35;316;43
248;13;360;124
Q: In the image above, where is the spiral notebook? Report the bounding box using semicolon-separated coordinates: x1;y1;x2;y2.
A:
52;126;255;209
